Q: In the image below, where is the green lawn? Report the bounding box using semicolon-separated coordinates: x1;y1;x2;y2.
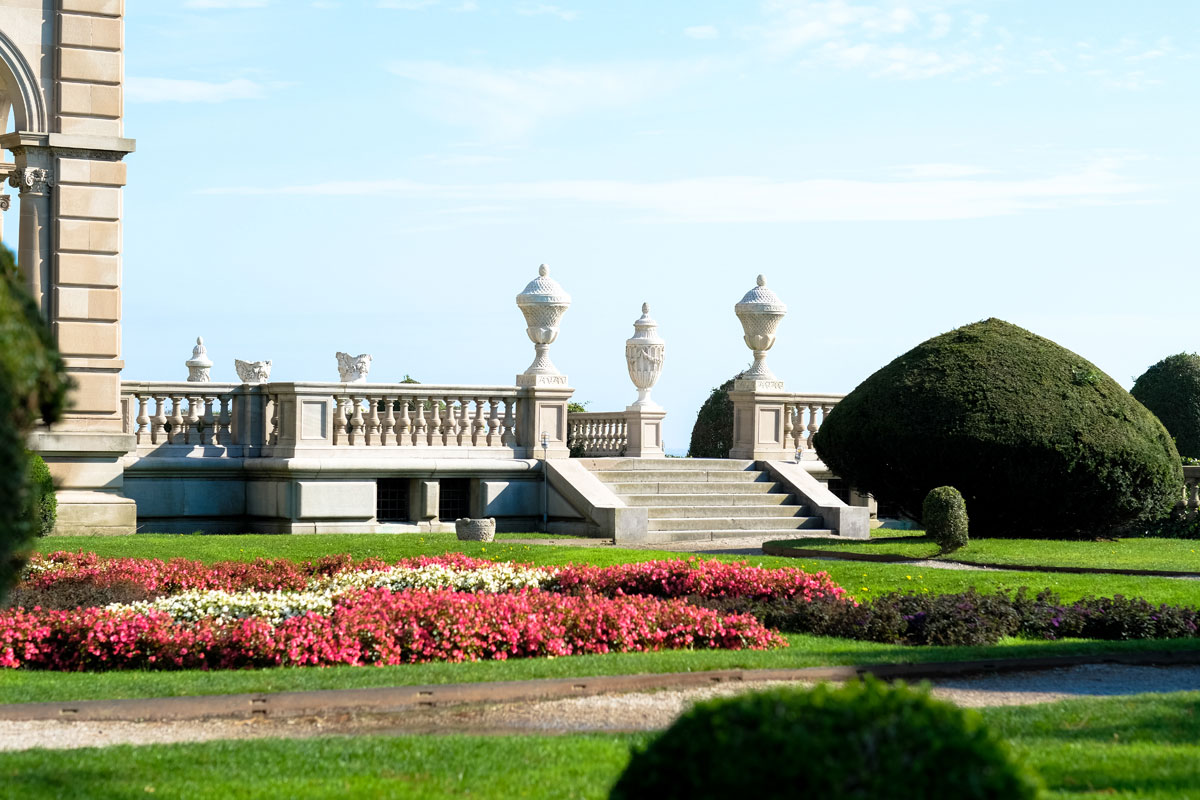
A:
769;531;1200;573
1;692;1196;799
5;635;1198;705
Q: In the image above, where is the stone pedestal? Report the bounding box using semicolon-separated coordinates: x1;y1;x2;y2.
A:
624;406;666;458
728;388;792;461
517;379;573;459
28;429;136;535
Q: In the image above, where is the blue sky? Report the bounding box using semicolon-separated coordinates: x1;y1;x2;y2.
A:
83;1;1200;450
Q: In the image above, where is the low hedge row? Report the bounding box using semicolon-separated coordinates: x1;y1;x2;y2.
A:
693;588;1200;646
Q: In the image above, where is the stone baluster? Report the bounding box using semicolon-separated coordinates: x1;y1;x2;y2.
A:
169;394;185;445
449;398;465;446
366;397;381;445
264;393;278;446
217;395;231;446
430;397;444;446
134;394;149;445
349;397;365;445
186;394;202;444
813;404;831;449
486;397;500;446
331;397;348;446
472;397;487;446
381;396;396;446
412;397;427;446
397;398;412;445
1189;479;1200;511
198;395;216;445
503;398;518;447
151;395;167;444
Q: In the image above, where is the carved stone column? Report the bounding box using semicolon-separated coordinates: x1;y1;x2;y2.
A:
8;157;53;318
0;193;10;246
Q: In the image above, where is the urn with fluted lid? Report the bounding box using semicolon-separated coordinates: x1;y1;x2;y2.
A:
515;263;571;384
734;274;787;386
625;303;665;410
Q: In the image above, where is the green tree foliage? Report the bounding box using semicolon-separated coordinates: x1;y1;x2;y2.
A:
611;677;1040;800
0;244;68;600
687;374;740;458
814;318;1182;538
923;485;969;552
1131;353;1200;460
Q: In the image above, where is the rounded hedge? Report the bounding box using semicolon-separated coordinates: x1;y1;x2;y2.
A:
610;678;1040;800
813;318;1183;538
25;451;56;537
687;374;740;458
1131;353;1200;460
923;486;968;552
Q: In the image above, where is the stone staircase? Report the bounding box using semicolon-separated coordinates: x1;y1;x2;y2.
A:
584;458;833;542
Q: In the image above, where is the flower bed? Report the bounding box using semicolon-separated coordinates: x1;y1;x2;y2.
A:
0;588;783;671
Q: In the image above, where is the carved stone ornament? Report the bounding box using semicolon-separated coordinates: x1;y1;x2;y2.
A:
515;263;571;384
734;274;787;388
234;359;272;384
186;336;213;382
8;167;51;193
625;303;665;410
336;352;372;383
0;195;9;212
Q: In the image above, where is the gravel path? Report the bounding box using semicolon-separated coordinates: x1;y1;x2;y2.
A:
2;664;1196;752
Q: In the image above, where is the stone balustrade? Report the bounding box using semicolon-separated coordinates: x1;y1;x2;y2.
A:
1179;465;1200;512
569;412;630;457
122;382;244;449
783;393;845;456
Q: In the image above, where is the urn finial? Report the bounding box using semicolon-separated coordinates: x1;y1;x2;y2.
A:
186;336;213;382
626;302;665;410
734;275;787;389
515;263;571;386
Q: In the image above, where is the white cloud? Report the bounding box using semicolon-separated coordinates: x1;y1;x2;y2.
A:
202;157;1151;222
386;60;700;138
183;0;268;7
126;77;266;103
684;25;719;40
378;0;439;8
890;163;994;179
516;3;578;21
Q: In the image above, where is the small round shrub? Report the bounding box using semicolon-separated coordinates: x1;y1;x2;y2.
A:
687;374;740;458
25;451;56;537
923;485;968;552
813;318;1183;538
610;678;1040;800
1131;353;1200;460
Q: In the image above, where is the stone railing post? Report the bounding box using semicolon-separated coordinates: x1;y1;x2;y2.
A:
624;407;666;457
729;274;791;460
230;385;269;453
264;383;335;456
517;383;573;459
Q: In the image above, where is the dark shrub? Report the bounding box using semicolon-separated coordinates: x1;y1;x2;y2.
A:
610;678;1041;800
687;374;740;458
923;486;968;552
1132;353;1200;459
0;244;68;603
813;318;1183;538
25;451;56;537
4;577;155;610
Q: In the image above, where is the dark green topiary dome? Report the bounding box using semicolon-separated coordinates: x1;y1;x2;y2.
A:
687;374;740;458
1131;353;1200;460
813;318;1182;538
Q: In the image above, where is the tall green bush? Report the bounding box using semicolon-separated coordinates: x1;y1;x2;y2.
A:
26;451;56;537
813;318;1182;538
923;485;968;552
687;374;740;458
0;244;68;601
610;677;1040;800
1131;353;1200;460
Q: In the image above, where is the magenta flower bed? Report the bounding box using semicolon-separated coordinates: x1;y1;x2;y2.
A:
0;588;784;671
23;551;493;594
554;558;847;603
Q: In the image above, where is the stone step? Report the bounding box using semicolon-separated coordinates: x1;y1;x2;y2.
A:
604;481;780;495
583;458;756;472
594;470;767;483
645;505;811;519
619;493;795;508
648;516;827;532
638;529;836;543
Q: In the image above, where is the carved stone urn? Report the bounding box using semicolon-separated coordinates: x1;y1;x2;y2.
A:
515;263;571;385
625;303;665;410
336;352;372;383
234;359;272;384
734;274;787;389
185;336;212;382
